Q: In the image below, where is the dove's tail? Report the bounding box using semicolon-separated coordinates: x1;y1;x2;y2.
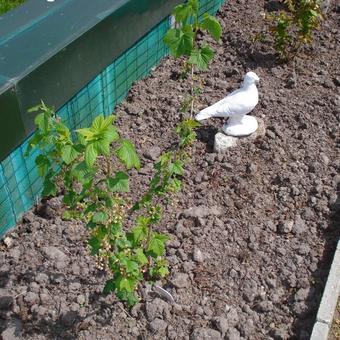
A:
195;105;220;121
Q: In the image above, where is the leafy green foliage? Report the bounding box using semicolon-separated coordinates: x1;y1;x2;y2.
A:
266;0;323;60
164;0;222;117
116;140;140;170
200;13;222;41
188;46;214;71
107;171;129;192
164;0;221;71
26;102;198;307
164;26;195;58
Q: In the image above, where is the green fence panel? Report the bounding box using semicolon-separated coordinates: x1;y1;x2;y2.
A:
0;0;225;237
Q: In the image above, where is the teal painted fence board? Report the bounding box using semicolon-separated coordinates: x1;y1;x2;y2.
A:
0;0;225;237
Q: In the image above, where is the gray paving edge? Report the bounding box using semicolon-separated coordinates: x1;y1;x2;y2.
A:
310;239;340;340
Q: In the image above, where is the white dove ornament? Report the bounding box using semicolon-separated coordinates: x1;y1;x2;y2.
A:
195;72;260;137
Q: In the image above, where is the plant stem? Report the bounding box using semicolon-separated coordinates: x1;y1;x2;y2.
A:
190;65;195;118
145;224;152;251
106;155;112;177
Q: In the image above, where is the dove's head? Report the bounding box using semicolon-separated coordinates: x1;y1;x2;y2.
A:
243;72;260;86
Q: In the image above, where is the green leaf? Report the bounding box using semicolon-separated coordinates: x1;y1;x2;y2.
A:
126;292;139;307
88;236;101;255
28;103;43;113
85;143;98;168
169;160;184;175
188;0;199;13
176;119;201;132
170;177;182;192
93;140;110;156
61;145;79;165
25;132;43;156
55;121;71;139
163;26;194;58
62;210;81;220
116;140;140;170
125;260;139;275
107;171;129;192
42;175;57;197
72;161;95;183
103;279;116;294
160;152;173;166
129;225;148;246
34;112;49;132
77;127;94;141
103;126;119;143
200;13;222;41
173;4;191;25
92;212;108;224
158;266;170;278
63;191;78;207
115;288;139;306
146;233;169;258
118;277;136;293
92;114;115;131
134;248;148;266
188;46;215;71
92;115;106;130
35;154;50;177
84;203;98;214
128;216;150;245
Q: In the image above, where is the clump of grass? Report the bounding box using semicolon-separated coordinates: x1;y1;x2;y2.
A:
0;0;26;15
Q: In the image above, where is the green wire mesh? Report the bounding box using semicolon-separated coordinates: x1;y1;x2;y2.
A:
0;0;225;237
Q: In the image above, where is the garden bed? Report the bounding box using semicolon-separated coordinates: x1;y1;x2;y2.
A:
0;1;339;339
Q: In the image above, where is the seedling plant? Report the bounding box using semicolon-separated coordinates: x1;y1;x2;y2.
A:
164;0;222;117
26;102;199;306
266;0;323;60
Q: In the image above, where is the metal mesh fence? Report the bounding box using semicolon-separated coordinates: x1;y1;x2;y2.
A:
0;0;225;237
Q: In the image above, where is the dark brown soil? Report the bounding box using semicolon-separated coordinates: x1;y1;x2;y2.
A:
1;1;339;339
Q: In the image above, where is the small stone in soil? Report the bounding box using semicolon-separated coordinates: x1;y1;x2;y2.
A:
145;297;169;321
214;132;238;153
149;318;168;333
35;273;49;284
191;327;223;340
183;205;222;218
193;247;204;263
225;327;241;340
3;237;14;248
212;315;229;334
24;292;39;306
225;307;240;327
170;273;189;289
43;246;69;268
277;220;294;234
143;146;161;161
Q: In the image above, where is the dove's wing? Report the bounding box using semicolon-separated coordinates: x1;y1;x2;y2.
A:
196;86;258;121
219;87;258;116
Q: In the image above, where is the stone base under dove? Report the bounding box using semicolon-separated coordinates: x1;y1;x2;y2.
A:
222;115;258;137
214;117;266;153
